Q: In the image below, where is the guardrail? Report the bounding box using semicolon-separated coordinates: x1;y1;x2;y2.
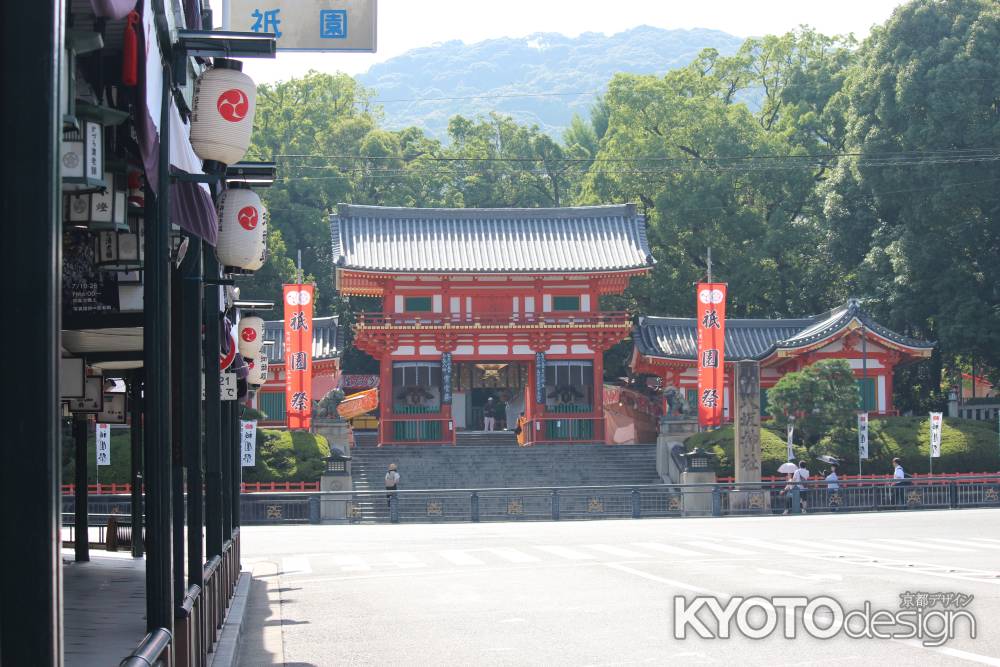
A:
229;474;1000;524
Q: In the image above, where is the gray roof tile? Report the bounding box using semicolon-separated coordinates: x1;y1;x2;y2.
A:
262;316;341;363
330;204;655;273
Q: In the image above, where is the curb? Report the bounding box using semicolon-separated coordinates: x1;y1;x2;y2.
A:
210;571;251;667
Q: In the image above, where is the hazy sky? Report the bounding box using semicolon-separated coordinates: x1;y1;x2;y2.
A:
208;0;907;85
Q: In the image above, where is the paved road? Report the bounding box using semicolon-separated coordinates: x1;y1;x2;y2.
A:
238;509;1000;666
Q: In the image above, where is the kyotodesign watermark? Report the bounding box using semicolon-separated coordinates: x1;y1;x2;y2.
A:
673;592;975;647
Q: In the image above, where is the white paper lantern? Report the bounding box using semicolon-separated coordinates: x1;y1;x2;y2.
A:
216;186;266;270
247;348;268;387
238;315;264;359
190;59;256;166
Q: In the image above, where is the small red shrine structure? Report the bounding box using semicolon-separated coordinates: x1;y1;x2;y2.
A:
631;299;935;418
332;204;655;445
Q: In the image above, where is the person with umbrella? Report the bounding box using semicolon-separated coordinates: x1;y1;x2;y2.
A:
777;461;798;514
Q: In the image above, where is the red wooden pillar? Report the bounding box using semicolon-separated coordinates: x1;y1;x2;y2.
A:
379;349;393;445
592;345;605;443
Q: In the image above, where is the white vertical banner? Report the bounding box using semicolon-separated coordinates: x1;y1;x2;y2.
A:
929;412;943;458
96;423;112;466
240;420;258;467
857;412;869;460
786;422;795;461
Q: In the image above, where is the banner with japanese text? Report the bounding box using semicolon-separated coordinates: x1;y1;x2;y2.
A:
696;283;727;427
240;420;258;467
95;423;111;466
284;284;314;430
858;412;869;459
929;412;943;458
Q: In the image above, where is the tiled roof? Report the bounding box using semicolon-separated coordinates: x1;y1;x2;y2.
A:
262;316;341;364
330;204;655;274
634;300;934;361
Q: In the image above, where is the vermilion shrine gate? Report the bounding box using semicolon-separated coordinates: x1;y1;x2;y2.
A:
332;204;655;445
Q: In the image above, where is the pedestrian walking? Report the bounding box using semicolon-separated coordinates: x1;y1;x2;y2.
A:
514;411;528;447
483;397;496;431
385;463;400;508
892;457;911;506
792;460;810;513
825;464;840;510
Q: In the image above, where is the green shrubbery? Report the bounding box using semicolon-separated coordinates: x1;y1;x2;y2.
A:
61;424;330;485
686;417;1000;477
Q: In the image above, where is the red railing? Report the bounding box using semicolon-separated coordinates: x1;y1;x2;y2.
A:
716;472;995;485
356;311;630;329
62;481;321;495
62;483;135;495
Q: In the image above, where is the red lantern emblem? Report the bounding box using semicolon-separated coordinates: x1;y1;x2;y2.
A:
241;327;257;342
216;88;249;122
237;206;258;230
247;359;256;369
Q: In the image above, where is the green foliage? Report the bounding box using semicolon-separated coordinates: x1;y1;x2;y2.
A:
241;429;331;483
767;359;860;447
60;424;134;485
686;424;791;478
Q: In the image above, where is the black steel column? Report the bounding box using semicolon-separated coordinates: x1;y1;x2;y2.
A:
182;238;205;586
73;416;90;562
129;372;144;558
170;262;186;607
204;248;223;558
221;400;233;538
232;403;241;528
142;64;175;634
0;0;65;663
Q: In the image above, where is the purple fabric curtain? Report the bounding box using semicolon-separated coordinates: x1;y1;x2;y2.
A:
89;0;137;20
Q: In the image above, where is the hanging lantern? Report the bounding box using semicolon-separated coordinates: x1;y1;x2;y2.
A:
190;59;256;167
94;218;144;272
216;185;266;270
66;172;128;230
238;315;265;359
247;348;268;387
220;328;238;371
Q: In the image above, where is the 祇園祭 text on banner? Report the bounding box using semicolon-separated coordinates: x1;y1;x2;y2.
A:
284;284;314;429
696;283;727;427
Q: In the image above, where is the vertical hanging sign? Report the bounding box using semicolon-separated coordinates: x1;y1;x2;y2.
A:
695;283;727;427
929;412;943;458
858;412;869;459
786;421;795;461
240;420;258;466
95;422;112;465
441;352;452;404
284;284;314;430
535;352;546;404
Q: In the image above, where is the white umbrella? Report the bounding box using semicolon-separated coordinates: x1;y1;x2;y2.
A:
778;462;798;474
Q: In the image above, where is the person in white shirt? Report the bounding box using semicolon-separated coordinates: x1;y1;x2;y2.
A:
825;464;840;511
792;461;810;513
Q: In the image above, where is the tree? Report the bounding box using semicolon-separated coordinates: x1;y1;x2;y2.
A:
767;359;860;449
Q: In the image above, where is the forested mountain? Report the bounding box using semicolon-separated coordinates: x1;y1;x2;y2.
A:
356;26;743;139
244;0;1000;405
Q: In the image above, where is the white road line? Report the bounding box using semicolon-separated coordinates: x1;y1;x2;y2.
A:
631;542;706;557
727;538;800;553
534;545;596;561
968;537;1000;546
585;544;648;559
874;538;974;552
684;540;757;555
826;539;914;553
487;548;540;564
329;554;371;572
604;563;726;596
384;552;427;569
280;557;312;575
894;639;1000;666
924;538;1000;550
438;550;487;566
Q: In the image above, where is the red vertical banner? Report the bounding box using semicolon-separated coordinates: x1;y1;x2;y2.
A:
696;283;727;428
284;284;314;430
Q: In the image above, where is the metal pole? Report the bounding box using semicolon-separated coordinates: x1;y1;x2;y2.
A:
861;323;867;477
232;404;241;529
182;238;205;587
129;372;144;558
142;64;175;635
706;247;712;283
204;247;223;558
170;260;185;608
74;416;90;562
222;0;231;30
0;1;66;662
221;400;233;537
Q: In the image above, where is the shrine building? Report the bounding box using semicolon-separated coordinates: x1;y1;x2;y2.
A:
331;204;655;445
631;299;935;418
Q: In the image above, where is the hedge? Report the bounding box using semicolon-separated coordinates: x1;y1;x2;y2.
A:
60;426;330;485
685;417;1000;477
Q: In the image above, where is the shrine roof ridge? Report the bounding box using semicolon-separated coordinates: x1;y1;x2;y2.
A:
262;315;341;363
330;204;654;274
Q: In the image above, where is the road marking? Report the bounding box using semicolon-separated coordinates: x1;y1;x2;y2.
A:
487;548;540;564
756;567;842;582
439;550;486;566
924;538;999;550
585;544;648;559
605;563;725;595
329;554;370;572
828;539;915;553
874;538;974;552
727;537;800;553
280;557;312;575
683;540;756;555
968;537;1000;546
535;545;596;560
384;552;426;569
631;542;705;557
894;639;1000;666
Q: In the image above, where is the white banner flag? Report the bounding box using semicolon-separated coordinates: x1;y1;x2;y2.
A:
786;422;795;461
95;423;111;466
240;420;258;467
857;412;869;459
929;412;943;458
